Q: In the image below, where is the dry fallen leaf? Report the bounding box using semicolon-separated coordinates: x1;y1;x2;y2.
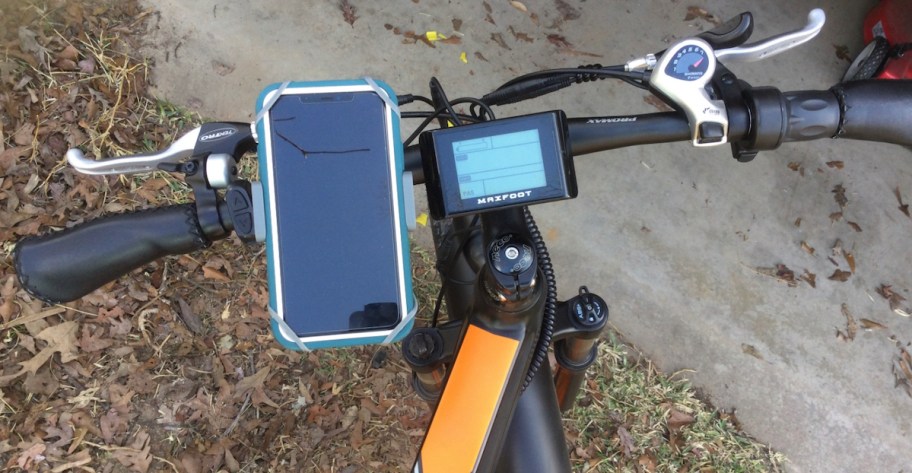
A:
895;187;910;218
832;183;848;208
508;26;534;43
490;33;511;50
637;453;658;472
554;0;581;20
340;0;358;27
112;430;153;473
210;60;235;76
847;221;862;232
801;270;817;288
547;34;572;48
509;1;527;13
826;161;844;169
794;217;802;227
829;212;843;223
684;6;721;25
893;347;912;398
829;270;852;282
831;239;843;258
616;425;635;458
801;241;815;255
776;264;798;285
876;284;908;313
836;303;858;341
844;251;856;273
474;51;489;62
833;44;852;63
787;162;804;176
859;319;887;331
202;266;231;282
16;443;46;470
667;408;695;431
741;344;763;360
754;264;799;287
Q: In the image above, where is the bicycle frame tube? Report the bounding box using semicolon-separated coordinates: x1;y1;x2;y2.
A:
414;207;571;473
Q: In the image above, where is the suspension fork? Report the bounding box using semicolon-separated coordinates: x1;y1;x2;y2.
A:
411;208;547;472
406;207;609;472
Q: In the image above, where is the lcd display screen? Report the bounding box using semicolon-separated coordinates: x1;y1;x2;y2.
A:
452;129;547;199
420;111;577;218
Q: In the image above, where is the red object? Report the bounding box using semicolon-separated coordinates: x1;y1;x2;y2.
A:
863;0;912;79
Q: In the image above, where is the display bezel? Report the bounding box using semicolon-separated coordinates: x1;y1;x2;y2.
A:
421;111;576;218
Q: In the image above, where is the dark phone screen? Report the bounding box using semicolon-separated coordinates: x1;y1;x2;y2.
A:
268;91;401;336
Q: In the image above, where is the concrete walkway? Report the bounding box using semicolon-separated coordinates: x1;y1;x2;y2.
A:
140;1;911;471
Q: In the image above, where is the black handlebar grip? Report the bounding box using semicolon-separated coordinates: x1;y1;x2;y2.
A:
831;80;912;146
13;204;210;303
775;89;842;143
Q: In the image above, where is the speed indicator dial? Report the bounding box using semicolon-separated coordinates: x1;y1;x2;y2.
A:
665;45;710;81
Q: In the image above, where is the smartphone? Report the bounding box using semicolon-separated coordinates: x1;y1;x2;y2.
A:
255;80;416;350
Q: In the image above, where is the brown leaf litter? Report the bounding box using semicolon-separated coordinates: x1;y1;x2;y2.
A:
836;303;858;342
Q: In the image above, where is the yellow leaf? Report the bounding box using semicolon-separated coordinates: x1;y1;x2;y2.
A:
459;51;468;63
425;31;446;42
416;213;429;227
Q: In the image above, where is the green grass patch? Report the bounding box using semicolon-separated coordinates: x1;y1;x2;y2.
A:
565;335;785;472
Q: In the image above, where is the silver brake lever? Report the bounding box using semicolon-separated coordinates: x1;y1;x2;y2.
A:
715;9;826;63
67;127;201;175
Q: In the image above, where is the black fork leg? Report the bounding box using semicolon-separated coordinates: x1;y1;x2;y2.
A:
496;362;572;473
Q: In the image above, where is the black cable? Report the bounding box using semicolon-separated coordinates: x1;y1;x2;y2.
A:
429;77;463;128
483;66;647;106
521;206;556;391
401;111;478;123
496;66;642;90
430;280;447;328
402;99;495;147
402;108;454;147
412;95;435;107
430;215;480;327
620;76;648;90
450;97;496;122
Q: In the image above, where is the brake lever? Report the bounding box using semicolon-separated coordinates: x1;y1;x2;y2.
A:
647;9;827;147
715;9;826;63
696;12;753;50
67;127;201;175
67;122;256;177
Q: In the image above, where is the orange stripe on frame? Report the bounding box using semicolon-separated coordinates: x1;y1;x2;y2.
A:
418;324;520;472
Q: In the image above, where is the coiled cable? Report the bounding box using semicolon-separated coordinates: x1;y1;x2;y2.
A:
521;206;557;391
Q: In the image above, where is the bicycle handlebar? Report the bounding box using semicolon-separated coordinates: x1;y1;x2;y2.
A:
14;204;216;303
13;81;912;302
830;80;912;144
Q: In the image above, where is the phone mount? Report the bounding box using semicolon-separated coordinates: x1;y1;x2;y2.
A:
66;122;265;243
639;9;827;154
